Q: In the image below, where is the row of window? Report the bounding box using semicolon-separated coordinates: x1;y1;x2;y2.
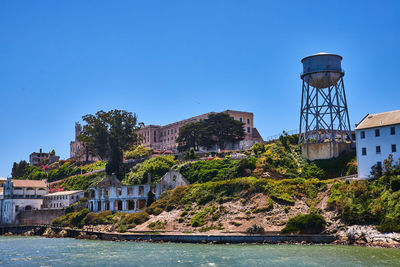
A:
46;195;78;200
233;117;251;124
360;127;396;139
361;144;397;155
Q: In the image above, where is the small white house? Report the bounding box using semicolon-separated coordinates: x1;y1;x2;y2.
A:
355;109;400;179
42;190;85;209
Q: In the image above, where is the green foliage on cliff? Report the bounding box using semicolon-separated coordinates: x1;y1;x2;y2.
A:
52;210;150;231
123;156;176;184
147;177;329;214
174;157;257;184
52;208;90;228
252;141;326;179
313;151;357;178
329;155;400;232
124;145;153;160
60;172;105;191
281;213;326;234
12;160;106;183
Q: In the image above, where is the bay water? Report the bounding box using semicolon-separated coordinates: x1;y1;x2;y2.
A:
1;236;400;266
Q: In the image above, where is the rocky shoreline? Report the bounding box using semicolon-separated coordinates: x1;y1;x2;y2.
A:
2;224;400;248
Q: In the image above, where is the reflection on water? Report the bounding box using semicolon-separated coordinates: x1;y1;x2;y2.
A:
0;236;400;267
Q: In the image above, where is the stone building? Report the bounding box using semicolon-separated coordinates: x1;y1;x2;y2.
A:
29;149;60;166
42;190;85;209
88;171;189;213
137;110;263;151
0;178;48;224
355;109;400;179
70;122;100;162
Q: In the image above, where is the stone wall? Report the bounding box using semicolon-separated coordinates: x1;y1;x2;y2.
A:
302;142;352;160
15;209;65;225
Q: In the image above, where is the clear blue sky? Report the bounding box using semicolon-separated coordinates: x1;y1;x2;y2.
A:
1;0;399;177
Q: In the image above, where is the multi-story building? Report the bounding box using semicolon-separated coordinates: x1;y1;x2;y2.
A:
0;178;48;223
70;122;100;162
137;110;263;151
29;149;60;166
355;109;400;179
88;171;189;213
42;190;85;210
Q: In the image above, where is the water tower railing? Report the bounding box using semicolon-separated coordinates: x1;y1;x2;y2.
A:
299;69;345;78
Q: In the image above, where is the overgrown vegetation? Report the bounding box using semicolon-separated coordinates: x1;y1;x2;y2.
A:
328;154;400;232
251;140;326;180
11;160;106;183
147;177;329;214
313;151;357;178
246;224;265;234
124;145;153;160
60;172;106;191
175;157;257;184
52;210;150;232
281;213;326;234
123;156;176;184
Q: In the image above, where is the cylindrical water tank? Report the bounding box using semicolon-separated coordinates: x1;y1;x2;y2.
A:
301;53;344;88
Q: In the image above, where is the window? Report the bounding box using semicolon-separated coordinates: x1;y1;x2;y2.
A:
392;144;397;153
247;127;250;133
247;118;250;124
239;117;242;122
391;127;396;135
362;147;367;155
377;161;382;168
376;146;381;154
360;131;365;139
375;129;380;137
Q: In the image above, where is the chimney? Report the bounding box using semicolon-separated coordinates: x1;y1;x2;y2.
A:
40;148;42;153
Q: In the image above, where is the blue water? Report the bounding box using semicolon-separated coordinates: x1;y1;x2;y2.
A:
1;236;400;266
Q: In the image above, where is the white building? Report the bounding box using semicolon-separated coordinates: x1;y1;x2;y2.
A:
88;171;189;213
0;178;48;224
42;190;85;209
355;109;400;179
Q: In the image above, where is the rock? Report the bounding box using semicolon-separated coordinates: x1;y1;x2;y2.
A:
43;228;57;238
4;232;13;236
24;230;34;236
58;230;68;238
89;234;98;240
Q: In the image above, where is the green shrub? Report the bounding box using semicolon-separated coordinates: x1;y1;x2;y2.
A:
176;157;257;184
281;213;326;234
148;220;166;230
124;145;153;160
51;208;89;228
123;156;176;184
252;199;274;213
246;224;265;234
191;208;210;227
120;212;149;226
252;143;265;155
84;211;113;225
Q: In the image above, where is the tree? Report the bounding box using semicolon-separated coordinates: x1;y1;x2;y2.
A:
176;112;245;152
78;110;142;179
176;121;212;152
11;160;29;178
204;113;245;150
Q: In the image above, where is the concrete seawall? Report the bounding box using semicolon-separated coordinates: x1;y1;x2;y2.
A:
0;225;335;244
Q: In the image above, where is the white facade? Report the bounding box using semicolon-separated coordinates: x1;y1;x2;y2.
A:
42;190;85;209
0;178;48;224
356;124;400;179
89;171;189;213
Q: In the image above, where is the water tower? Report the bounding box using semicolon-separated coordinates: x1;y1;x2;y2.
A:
299;53;353;160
